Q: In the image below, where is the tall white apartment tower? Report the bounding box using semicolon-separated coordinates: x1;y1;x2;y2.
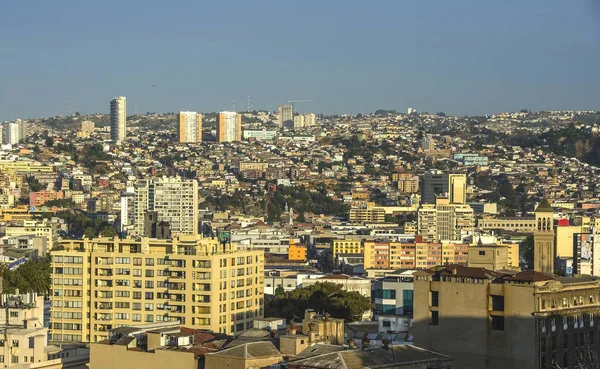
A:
216;111;242;142
110;96;127;144
278;105;293;128
177;111;203;143
131;177;199;236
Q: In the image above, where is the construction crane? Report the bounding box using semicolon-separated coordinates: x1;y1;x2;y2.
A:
287;99;313;112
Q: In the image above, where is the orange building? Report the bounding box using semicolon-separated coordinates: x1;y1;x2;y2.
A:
288;239;307;261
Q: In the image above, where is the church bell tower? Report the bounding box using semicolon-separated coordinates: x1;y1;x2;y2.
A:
534;199;554;273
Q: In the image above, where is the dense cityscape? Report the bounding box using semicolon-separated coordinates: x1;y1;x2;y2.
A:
4;0;600;368
1;101;600;369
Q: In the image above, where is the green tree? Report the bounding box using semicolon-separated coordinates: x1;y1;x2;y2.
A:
45;137;54;147
1;257;51;295
266;282;372;322
274;286;285;297
520;235;534;269
84;227;97;239
100;226;117;238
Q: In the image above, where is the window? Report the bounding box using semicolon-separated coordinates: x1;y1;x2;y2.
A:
429;311;439;325
145;292;154;300
564;335;568;349
0;356;4;363
11;356;17;364
12;340;18;348
9;312;18;318
491;315;504;331
491;295;504;311
479;250;485;256
383;320;391;328
591;332;595;345
145;258;154;266
430;291;439;307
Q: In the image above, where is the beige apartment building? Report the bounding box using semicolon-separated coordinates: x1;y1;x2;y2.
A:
51;235;264;343
413;265;600;369
418;200;474;242
348;207;385;223
393;173;419;193
477;216;536;232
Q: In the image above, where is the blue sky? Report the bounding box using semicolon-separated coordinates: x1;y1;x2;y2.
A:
1;0;600;120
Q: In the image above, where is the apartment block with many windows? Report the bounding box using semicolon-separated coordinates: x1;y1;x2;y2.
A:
50;235;264;343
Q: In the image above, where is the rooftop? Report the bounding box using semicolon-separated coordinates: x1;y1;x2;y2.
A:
289;345;452;369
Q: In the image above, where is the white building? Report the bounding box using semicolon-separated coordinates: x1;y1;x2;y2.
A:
110;96;127;144
131;177;199;236
216;111;241;142
278;105;293;127
293;115;305;128
177;111;202;143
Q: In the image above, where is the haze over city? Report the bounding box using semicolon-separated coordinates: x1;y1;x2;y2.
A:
3;2;600;369
2;0;600;121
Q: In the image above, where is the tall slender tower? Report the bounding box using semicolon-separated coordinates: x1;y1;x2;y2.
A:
110;96;127;144
534;198;554;273
177;111;203;143
216;112;242;142
278;105;293;128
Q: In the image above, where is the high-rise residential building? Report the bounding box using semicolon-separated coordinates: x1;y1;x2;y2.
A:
129;177;199;236
395;173;420;193
3;122;20;144
413;265;600;369
51;235;265;342
77;120;95;138
293;114;305;128
278;105;293;127
418;200;474;242
177;111;203;143
303;113;316;127
110;96;127;144
216;111;242;142
534;198;554;273
421;171;466;204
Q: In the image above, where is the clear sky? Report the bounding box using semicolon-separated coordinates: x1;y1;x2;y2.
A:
1;0;600;121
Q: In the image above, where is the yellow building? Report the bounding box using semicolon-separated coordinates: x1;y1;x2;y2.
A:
556;225;582;258
331;237;365;259
51;235;264;343
414;265;600;369
288;240;307;261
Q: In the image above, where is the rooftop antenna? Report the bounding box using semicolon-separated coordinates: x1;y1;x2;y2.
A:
247;94;253;112
232;99;236;112
68;94;72;116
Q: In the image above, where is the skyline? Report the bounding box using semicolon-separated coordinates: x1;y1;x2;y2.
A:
2;0;600;121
